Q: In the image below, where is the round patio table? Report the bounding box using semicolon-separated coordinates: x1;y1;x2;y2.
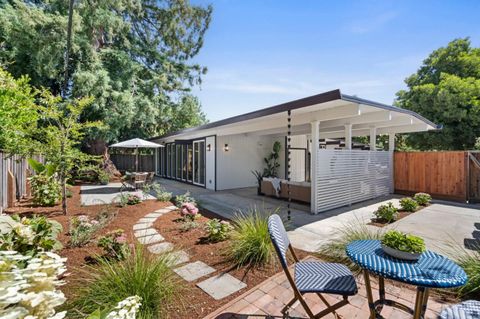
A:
346;240;467;319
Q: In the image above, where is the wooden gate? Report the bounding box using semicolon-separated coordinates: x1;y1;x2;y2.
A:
468;151;480;203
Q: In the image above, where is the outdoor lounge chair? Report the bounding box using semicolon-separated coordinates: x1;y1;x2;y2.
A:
267;214;357;318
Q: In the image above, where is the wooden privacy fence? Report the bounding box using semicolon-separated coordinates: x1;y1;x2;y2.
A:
0;152;43;211
394;151;480;202
110;154;155;172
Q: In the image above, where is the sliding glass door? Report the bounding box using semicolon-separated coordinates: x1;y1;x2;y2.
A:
192;140;205;186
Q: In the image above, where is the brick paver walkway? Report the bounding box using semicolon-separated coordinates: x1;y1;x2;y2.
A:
203;260;453;319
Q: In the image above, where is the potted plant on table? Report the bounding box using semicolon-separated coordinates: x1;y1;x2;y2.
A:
381;230;426;261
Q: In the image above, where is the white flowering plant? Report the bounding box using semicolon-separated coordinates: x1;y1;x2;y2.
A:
0;250;67;319
0;214;63;257
87;296;142;319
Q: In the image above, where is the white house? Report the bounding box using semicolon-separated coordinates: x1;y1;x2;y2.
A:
150;89;439;214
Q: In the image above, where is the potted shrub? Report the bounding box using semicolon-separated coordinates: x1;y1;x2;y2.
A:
381;230;426;261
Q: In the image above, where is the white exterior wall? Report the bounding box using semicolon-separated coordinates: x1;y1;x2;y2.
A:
216;134;284;190
205;136;216;190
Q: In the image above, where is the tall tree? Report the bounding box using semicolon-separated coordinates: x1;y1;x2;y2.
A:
0;68;39;156
395;38;480;150
0;0;211;150
36;93;102;214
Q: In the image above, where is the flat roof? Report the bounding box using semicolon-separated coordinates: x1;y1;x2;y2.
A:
150;89;440;140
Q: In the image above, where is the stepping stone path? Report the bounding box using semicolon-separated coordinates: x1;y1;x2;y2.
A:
133;205;247;301
197;274;247;300
174;261;215;282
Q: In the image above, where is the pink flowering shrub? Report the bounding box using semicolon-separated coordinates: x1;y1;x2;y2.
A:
180;202;200;221
97;229;130;260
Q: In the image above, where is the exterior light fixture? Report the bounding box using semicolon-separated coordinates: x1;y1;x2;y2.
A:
207;144;211;151
224;144;229;152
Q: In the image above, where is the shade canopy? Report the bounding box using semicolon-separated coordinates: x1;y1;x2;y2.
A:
110;138;163;148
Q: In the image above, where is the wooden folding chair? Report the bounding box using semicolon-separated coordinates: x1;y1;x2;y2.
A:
267;214;358;318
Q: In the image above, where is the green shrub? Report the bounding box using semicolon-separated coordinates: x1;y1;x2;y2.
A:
98;171;110;185
374;202;398;222
70;245;179;319
382;230;426;254
30;174;61;206
205;219;234;242
174;191;196;208
414;192;432;206
227;208;275;267
399;197;418;212
142;183;172;202
118;193;142;207
0;214;63;256
97;229;130;260
69;209;115;247
455;249;480;297
317;221;383;272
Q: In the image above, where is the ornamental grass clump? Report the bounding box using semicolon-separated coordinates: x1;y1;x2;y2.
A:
373;202;398;223
399;197;418;212
454;248;480;298
227;208;275;267
317;220;383;273
413;192;432;206
70;245;179;319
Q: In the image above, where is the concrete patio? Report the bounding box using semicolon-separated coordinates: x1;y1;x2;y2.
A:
80;182;155;206
155;178;480;258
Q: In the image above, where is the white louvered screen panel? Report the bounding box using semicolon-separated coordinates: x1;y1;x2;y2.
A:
315;150;392;213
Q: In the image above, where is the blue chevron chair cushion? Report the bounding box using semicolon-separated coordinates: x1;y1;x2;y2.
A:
439;300;480;319
268;214;291;268
295;261;358;295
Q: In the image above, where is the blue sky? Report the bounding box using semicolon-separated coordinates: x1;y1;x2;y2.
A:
189;0;480;121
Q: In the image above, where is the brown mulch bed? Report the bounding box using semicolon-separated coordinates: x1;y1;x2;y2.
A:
152;210;309;319
6;186;307;318
5;185;169;299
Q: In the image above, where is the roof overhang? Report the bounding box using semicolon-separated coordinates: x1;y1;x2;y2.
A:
151;89;441;142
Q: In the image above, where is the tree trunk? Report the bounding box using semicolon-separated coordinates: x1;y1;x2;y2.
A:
60;142;68;215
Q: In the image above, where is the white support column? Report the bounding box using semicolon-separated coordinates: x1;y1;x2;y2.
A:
344;124;352;150
369;126;377;151
310;121;320;214
389;133;395;193
388;133;395;151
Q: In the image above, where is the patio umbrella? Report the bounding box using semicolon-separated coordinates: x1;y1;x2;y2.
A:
109;138;163;172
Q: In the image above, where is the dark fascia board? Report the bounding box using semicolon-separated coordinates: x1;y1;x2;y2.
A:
149;89;342;140
149;89;441;141
340;93;442;130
